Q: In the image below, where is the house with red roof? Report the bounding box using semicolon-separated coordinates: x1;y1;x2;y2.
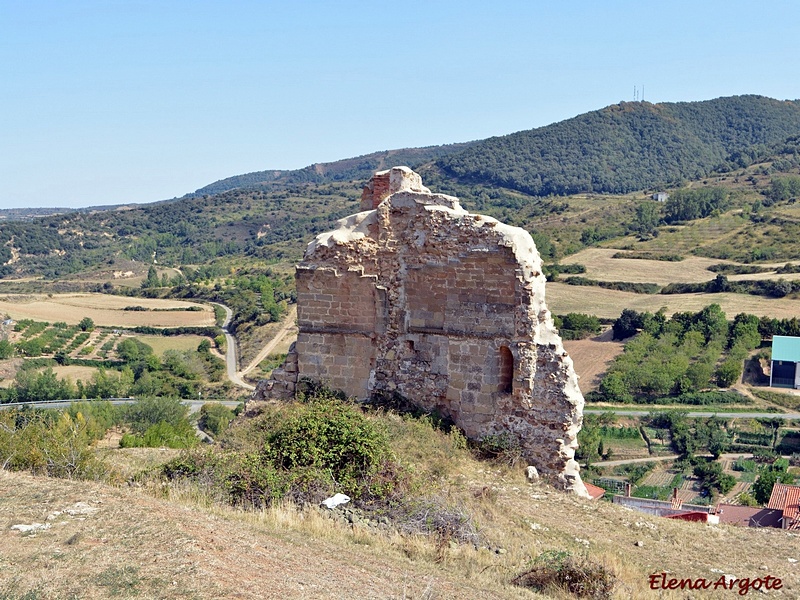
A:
583;482;606;500
766;483;800;530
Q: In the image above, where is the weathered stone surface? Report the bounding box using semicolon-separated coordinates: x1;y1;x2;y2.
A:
254;167;587;496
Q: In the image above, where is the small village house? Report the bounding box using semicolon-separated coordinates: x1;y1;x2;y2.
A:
766;483;800;530
769;335;800;389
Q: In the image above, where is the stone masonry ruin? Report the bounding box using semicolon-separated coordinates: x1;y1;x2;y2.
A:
255;167;588;495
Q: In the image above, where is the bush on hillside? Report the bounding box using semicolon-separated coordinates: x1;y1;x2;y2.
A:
0;409;106;479
513;550;616;599
163;391;403;508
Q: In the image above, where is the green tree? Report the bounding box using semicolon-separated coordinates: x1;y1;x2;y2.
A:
0;339;13;359
142;265;160;289
78;317;95;332
632;202;661;236
124;396;190;435
693;460;735;496
198;403;235;437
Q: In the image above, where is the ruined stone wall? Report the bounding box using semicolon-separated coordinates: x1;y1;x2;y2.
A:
256;167;587;495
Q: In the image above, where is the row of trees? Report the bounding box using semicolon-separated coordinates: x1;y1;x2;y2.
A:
600;306;760;402
0;337;224;403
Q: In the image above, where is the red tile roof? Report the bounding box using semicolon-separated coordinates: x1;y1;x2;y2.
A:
716;504;782;528
766;483;800;529
583;482;606;500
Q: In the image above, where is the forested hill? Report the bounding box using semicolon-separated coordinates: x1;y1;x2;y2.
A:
435;95;800;196
191;142;477;197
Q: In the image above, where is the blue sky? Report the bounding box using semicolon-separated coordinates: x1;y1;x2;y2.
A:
2;0;800;210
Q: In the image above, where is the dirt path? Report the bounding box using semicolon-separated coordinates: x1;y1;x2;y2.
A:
241;305;297;375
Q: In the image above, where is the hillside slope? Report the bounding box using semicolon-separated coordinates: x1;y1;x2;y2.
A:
191;142;476;197
437;95;800;196
3;468;799;599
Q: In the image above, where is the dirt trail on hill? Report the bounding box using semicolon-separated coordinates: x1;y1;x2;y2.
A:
241;305;297;376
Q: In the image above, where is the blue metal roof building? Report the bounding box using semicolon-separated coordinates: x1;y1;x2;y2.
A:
771;336;800;388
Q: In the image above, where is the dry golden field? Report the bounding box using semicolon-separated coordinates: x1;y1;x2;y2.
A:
0;293;214;327
546;283;800;320
563;329;625;393
560;247;800;285
559;248;725;284
133;334;209;357
50;365;102;384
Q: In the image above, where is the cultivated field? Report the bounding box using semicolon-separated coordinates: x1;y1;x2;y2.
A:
50;365;102;384
0;293;214;327
560;247;800;285
547;283;800;320
133;334;208;357
563;328;625;393
560;248;725;284
610;212;749;256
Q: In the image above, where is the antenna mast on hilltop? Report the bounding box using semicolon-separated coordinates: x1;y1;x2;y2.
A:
633;86;638;102
642;84;645;102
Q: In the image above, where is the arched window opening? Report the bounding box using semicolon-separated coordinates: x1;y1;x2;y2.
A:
499;345;514;394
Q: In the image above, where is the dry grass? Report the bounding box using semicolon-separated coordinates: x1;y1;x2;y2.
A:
0;470;528;600
3;458;799;600
563;329;625;393
547;283;800;320
560;247;800;285
560;248;725;285
50;365;102;384
0;293;214;327
133;335;208;357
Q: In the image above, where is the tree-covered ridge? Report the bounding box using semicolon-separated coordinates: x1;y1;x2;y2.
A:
0;181;363;278
437;95;800;196
191;142;477;197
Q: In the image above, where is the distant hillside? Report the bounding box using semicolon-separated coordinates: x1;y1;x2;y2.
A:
8;95;800;281
436;95;800;196
191;142;477;196
0;207;76;222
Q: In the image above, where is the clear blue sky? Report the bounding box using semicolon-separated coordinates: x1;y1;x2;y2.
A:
2;0;800;210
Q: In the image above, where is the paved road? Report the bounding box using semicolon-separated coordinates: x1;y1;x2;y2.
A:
0;399;241;412
585;409;800;420
591;452;754;467
212;302;255;391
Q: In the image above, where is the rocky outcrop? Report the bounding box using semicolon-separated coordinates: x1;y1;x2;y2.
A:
254;167;587;495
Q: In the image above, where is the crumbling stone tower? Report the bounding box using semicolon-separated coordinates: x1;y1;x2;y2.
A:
257;167;587;495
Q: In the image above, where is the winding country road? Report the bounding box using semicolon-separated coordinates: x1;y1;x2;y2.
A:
212;303;255;391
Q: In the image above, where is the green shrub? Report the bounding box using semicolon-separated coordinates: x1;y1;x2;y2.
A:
198;403;236;437
120;421;198;449
163;393;402;507
0;409;105;479
264;398;392;495
124;396;191;435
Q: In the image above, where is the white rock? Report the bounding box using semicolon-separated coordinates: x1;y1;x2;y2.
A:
525;466;540;483
11;523;51;533
321;493;351;509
